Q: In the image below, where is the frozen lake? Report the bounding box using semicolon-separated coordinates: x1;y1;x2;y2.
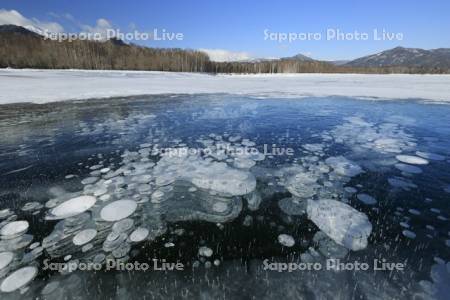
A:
0;94;449;299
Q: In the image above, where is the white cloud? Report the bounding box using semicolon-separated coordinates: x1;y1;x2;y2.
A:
80;18;113;38
0;9;64;33
200;48;253;62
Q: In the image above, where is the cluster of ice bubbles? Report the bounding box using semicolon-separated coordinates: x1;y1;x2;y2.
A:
1;116;448;296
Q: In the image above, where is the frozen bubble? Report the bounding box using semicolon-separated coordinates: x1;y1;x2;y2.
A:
0;266;38;293
399;222;410;228
395;155;429;165
0;209;13;219
243;215;253;226
278;197;307;216
357;194;377;205
233;158;256;169
100;200;137;222
164;242;175;248
344;187;357;194
408;209;421;216
41;281;60;295
100;167;111;174
0;251;14;271
81;177;99;185
48;196;97;220
21;202;43;212
212;202;228;213
29;242;40;250
112;218;134;233
395;163;422;174
81;243;93;252
388;177;417;190
213;259;221;266
245;191;262;211
73;229;97;246
307;199;372;251
278;234;295;247
402;230;416;239
325;156;363;177
286;172;318;198
129;227;149;242
313;231;349;259
0;220;29;238
415;151;445;161
198;246;213;257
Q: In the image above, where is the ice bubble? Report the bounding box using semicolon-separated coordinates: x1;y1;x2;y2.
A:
0;251;14;271
388;177;417;190
72;229;97;246
198;246;213;257
344;187;357;194
41;281;60;295
0;220;29;238
415;151;445;161
395;155;429;165
278;234;295;247
212;202;228;213
243;215;253;226
100;200;137;222
286;172;318;198
233;158;256;169
307;199;372;251
325;156;363;177
402;230;416;239
278;197;307;216
81;177;99;185
408;209;421;216
313;231;349;259
0;266;38;293
112;218;134;233
245;191;262;211
394;163;422;174
357;194;377;205
129;227;149;242
164;242;175;248
47;196;97;220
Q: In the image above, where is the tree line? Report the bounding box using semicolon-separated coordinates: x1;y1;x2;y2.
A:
1;29;449;74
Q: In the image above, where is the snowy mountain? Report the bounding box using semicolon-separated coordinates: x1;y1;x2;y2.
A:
0;24;42;37
281;53;315;62
345;47;450;69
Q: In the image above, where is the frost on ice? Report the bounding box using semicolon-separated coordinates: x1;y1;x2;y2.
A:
306;199;372;251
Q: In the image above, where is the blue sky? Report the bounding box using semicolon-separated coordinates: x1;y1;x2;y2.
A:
1;0;450;61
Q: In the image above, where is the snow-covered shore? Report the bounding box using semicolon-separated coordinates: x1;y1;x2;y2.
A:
1;69;450;104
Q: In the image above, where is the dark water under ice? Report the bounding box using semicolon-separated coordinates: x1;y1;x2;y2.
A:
0;94;449;299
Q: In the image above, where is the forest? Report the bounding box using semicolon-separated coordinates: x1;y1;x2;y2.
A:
1;26;449;74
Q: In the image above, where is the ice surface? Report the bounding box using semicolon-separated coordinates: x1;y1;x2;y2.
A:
307;199;372;251
2;70;450;104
